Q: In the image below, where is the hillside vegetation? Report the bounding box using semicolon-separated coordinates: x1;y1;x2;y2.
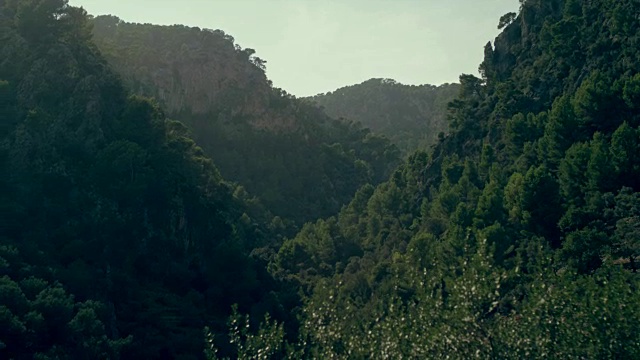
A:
217;0;640;358
2;0;640;359
0;2;290;358
310;78;459;152
90;16;401;227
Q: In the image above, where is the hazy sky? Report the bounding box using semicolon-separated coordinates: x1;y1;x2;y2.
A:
70;0;519;97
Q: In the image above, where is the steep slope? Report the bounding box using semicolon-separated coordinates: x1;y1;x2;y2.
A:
0;2;288;358
218;0;640;357
90;16;401;226
310;78;459;152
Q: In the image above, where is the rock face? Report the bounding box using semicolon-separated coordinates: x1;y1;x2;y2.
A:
90;16;401;225
91;15;297;131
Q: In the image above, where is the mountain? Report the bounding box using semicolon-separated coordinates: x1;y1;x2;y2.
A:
0;2;292;358
4;0;640;358
310;78;460;152
218;0;640;357
90;16;401;227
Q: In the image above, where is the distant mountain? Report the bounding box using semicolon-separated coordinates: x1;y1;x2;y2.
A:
4;0;640;359
222;0;640;357
91;16;401;226
309;79;459;152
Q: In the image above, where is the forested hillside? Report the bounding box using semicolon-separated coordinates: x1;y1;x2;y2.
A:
0;1;294;358
89;17;401;227
216;0;640;358
310;79;459;152
3;0;640;359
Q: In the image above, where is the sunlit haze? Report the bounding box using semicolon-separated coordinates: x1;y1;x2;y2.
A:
73;0;519;96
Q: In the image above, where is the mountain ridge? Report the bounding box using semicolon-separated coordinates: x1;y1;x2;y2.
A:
2;0;640;358
309;77;460;152
90;15;402;226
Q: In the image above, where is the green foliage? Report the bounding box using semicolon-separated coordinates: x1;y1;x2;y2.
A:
90;17;401;227
310;78;460;152
0;1;289;358
221;0;640;357
0;249;131;359
498;12;517;29
495;265;640;359
5;0;640;358
204;305;285;360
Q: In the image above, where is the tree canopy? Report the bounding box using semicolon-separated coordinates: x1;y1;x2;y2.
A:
90;17;401;228
310;78;459;153
212;0;640;357
2;0;640;358
0;1;290;358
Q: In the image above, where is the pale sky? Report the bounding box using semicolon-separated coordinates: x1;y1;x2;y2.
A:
70;0;519;97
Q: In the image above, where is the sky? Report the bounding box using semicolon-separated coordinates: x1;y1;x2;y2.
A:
70;0;520;97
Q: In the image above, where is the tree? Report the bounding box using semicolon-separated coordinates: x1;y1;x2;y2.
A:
498;12;517;29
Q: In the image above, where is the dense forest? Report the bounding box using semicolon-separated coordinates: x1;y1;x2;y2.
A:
1;0;640;359
0;1;295;358
88;17;401;228
212;0;640;358
310;79;459;152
